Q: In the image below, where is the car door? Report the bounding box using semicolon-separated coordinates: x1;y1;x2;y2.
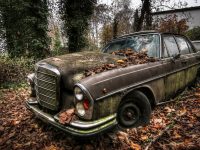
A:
175;36;200;86
162;35;186;100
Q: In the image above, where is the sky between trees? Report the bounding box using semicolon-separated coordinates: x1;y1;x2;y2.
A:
100;0;200;10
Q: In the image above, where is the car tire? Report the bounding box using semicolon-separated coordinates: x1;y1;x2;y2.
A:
117;90;152;128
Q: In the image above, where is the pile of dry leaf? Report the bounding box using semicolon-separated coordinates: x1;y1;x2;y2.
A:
84;49;157;77
0;84;199;150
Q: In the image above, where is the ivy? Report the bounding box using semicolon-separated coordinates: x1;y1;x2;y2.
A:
0;0;50;58
58;0;95;53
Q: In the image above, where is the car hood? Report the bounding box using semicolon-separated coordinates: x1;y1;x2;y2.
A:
37;51;121;90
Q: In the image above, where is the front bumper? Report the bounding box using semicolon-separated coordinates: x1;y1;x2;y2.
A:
25;99;117;137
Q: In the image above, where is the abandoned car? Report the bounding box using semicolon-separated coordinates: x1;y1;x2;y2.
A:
26;31;200;136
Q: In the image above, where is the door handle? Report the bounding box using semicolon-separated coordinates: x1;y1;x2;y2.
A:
181;60;187;64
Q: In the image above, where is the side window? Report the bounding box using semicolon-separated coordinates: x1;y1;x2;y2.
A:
163;36;179;57
175;36;190;54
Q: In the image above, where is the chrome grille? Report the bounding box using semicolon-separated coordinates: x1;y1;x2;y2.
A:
35;63;60;111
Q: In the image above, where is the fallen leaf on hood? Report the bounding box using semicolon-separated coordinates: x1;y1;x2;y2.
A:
117;59;125;64
84;50;158;78
107;63;116;68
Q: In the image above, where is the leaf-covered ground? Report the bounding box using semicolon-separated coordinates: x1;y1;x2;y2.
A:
0;86;199;150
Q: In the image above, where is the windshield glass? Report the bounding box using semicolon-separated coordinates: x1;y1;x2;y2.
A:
103;34;160;58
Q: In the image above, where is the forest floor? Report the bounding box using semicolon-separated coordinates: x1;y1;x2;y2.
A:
0;85;199;150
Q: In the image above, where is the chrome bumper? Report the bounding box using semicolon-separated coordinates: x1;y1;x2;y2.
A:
25;99;117;137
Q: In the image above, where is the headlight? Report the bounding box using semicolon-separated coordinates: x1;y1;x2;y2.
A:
74;86;84;101
76;102;85;116
74;85;93;119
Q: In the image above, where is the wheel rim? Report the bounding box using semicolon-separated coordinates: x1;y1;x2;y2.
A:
123;108;137;121
118;103;140;128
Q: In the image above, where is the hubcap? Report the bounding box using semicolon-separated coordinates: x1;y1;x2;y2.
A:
123;108;137;121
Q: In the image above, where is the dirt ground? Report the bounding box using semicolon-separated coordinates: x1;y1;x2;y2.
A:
0;86;199;150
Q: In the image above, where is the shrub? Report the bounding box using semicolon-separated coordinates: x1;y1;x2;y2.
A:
0;55;36;88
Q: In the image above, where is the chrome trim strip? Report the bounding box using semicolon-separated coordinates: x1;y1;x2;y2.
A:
36;89;55;100
37;98;56;107
37;71;57;77
26;101;117;136
76;83;94;101
35;76;55;85
35;83;56;93
69;114;116;129
35;62;61;111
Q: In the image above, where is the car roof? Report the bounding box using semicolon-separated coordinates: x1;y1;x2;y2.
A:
114;30;184;41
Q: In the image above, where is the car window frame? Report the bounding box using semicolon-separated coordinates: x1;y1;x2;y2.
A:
163;41;170;58
185;37;197;53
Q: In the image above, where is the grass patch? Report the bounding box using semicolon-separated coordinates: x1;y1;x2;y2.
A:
0;81;28;90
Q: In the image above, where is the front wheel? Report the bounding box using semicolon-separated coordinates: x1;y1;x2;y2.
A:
117;91;152;128
117;102;141;128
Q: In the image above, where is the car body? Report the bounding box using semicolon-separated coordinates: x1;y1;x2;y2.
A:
26;31;200;136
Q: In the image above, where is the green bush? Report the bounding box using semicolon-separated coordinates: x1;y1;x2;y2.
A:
185;26;200;41
0;55;36;88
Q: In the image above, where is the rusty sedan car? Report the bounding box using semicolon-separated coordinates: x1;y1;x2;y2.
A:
26;31;200;136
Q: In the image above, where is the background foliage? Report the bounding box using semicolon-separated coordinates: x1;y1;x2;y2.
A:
58;0;96;53
0;0;50;58
185;26;200;40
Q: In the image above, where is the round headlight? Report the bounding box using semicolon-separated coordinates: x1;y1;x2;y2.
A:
76;102;85;116
74;86;84;100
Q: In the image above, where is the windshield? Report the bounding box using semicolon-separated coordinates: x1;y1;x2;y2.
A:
103;34;160;58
